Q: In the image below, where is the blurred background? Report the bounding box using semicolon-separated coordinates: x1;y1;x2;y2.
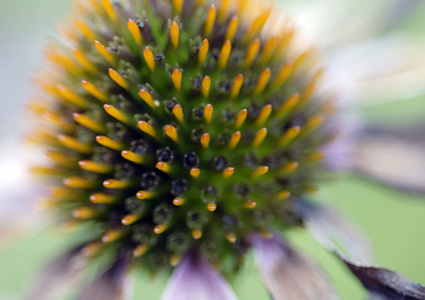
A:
0;0;425;299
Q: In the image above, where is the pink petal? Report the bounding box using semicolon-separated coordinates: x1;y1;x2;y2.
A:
161;253;238;300
251;234;338;300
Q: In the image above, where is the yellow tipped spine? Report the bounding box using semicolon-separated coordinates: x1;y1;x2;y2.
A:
136;190;155;200
173;197;185;206
170;21;179;49
201;133;210;149
207;202;217;212
171;69;182;91
104;104;132;125
277;93;300;118
190;168;200;178
204;104;213;123
144;47;156;72
164;125;179;142
198;39;209;65
75;18;95;41
218;40;231;69
63;177;97;189
225;16;239;42
230;74;243;99
121;150;145;165
79;160;113;174
235;109;248;129
156;161;171;173
90;193;118;204
81;80;108;102
222;167;235;179
73;113;106;133
201;76;211;97
271;63;293;90
103;179;131;189
255;104;272;127
173;0;183;15
108;68;129;89
192;229;203;240
229;131;241;149
253;68;271;96
252;166;269;178
280;161;299;174
57;84;88;109
204;5;216;37
278;126;301;148
58;135;92;154
302;114;325;135
244;38;260;68
94;40;115;65
128;19;143;47
252;128;267;147
73;48;97;73
96;135;125;151
122;214;141;225
139;89;155;108
101;0;118;22
173;104;184;122
154;224;168;234
138;121;157;138
102;228;125;243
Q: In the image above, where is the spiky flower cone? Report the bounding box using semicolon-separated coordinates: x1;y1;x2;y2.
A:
30;0;332;274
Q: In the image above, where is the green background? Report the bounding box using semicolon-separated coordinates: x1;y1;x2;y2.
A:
0;0;424;299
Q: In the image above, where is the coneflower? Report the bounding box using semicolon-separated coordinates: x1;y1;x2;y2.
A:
26;0;425;299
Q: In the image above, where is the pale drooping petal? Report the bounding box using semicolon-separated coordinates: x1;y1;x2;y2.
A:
352;131;425;195
77;258;132;300
160;253;238;300
293;199;374;264
320;113;360;171
24;246;86;300
321;35;425;107
251;234;338;300
293;199;425;299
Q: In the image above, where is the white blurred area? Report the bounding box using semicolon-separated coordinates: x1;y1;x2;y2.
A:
0;0;71;250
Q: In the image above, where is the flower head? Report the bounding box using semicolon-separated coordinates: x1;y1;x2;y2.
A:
32;0;329;273
25;0;425;299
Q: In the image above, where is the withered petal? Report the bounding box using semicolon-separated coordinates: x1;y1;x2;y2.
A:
340;255;425;300
251;234;339;300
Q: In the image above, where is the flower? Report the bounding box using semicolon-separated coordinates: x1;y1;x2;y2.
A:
10;0;425;299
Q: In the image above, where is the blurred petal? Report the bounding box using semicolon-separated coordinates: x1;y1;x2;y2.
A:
322;35;425;106
293;199;374;264
321;113;360;171
352;133;425;195
160;253;238;300
384;0;423;28
340;256;425;300
77;258;132;300
25;246;86;300
251;234;338;300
